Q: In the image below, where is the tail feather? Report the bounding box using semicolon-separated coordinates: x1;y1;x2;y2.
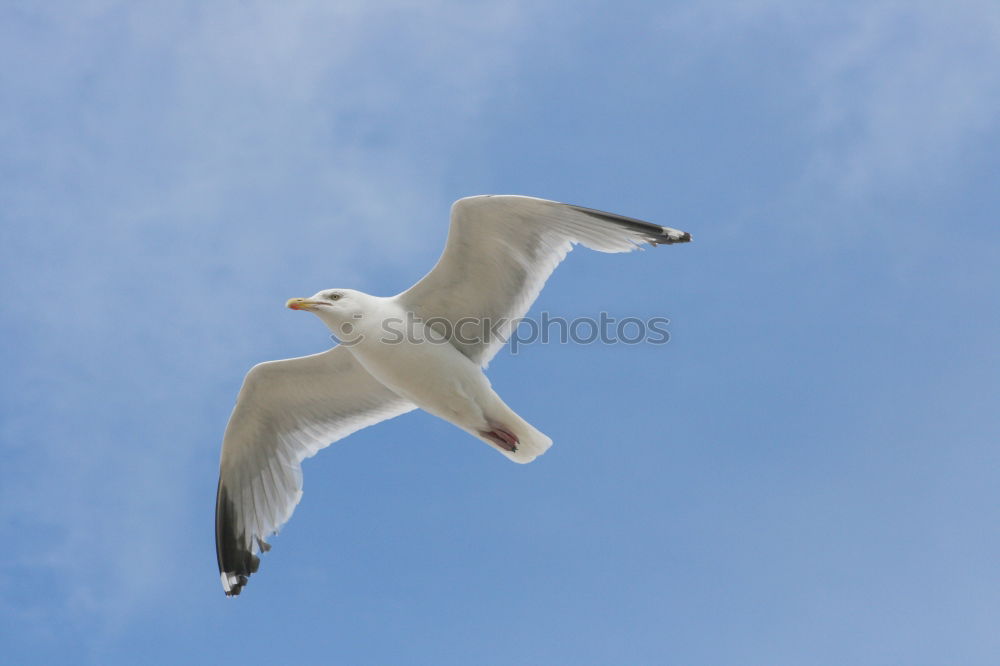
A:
504;424;552;464
477;402;552;463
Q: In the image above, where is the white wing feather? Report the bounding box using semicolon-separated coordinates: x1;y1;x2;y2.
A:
396;195;690;366
215;346;415;595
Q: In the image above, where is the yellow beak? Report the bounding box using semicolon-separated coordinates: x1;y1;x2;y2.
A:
286;298;323;311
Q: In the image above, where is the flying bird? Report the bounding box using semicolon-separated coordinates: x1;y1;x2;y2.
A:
216;195;691;595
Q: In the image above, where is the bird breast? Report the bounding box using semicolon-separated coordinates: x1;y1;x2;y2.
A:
345;305;491;419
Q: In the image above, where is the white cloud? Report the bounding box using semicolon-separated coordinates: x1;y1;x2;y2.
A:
4;0;997;647
0;0;536;637
662;0;1000;198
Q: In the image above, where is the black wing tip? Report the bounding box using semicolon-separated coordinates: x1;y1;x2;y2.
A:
216;478;262;597
223;573;251;597
650;229;692;245
568;204;692;245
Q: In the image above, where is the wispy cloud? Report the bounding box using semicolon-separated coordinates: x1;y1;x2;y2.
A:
661;0;1000;199
3;2;997;660
0;0;534;639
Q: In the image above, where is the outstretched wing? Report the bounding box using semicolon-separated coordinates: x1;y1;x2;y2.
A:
216;346;415;596
396;195;691;366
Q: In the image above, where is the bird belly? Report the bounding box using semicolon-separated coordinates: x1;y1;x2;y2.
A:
346;320;552;463
347;333;491;427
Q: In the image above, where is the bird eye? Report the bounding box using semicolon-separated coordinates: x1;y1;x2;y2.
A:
328;293;341;301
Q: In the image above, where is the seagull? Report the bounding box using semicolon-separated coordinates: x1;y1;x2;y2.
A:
216;195;691;595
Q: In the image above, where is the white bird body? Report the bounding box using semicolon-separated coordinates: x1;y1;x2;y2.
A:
319;293;552;463
215;194;691;595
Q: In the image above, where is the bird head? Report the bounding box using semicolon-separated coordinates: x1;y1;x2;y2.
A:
286;289;372;340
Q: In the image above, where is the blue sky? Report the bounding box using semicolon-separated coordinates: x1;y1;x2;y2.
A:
2;1;998;663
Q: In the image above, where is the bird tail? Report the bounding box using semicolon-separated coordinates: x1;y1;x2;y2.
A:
506;420;553;464
477;398;553;464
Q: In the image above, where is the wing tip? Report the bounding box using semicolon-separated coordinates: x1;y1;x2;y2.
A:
221;570;252;597
567;204;692;246
649;228;692;245
216;478;262;597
